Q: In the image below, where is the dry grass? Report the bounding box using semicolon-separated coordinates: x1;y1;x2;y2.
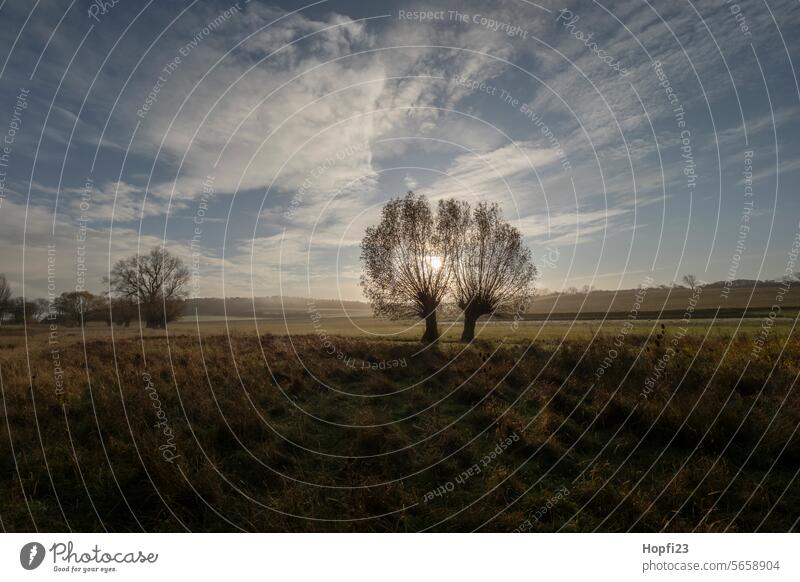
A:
0;324;797;532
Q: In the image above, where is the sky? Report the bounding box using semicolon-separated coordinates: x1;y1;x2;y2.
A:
0;0;799;301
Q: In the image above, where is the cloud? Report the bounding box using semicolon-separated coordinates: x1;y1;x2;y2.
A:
2;0;800;299
0;195;189;297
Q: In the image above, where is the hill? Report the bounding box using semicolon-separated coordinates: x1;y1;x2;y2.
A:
184;296;372;318
186;283;800;322
524;283;800;320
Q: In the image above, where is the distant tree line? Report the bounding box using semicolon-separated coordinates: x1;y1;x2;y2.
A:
537;274;800;297
0;247;189;328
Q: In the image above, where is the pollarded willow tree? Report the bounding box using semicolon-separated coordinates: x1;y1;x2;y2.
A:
446;200;537;342
360;192;459;343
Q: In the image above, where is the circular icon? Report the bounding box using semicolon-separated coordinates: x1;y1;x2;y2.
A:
19;542;46;570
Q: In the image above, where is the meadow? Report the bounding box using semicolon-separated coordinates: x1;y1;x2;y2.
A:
0;302;798;531
4;282;799;356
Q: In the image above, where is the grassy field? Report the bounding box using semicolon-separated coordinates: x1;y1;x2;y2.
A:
0;310;798;531
4;283;792;358
1;315;797;361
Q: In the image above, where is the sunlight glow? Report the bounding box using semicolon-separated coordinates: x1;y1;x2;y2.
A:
425;255;443;271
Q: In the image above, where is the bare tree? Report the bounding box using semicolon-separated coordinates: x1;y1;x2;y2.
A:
0;277;36;325
446;201;537;343
682;274;698;291
108;296;136;327
0;274;11;321
360;192;458;342
54;291;98;326
93;292;133;327
32;298;51;322
6;297;37;324
108;247;189;328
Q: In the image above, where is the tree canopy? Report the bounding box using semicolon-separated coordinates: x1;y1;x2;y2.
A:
446;201;537;341
108;247;189;328
360;192;460;342
361;193;536;342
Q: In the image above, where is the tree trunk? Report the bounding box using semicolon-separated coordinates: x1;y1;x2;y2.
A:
461;312;478;343
422;309;439;343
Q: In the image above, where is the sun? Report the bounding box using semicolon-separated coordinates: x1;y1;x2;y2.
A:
425;255;443;271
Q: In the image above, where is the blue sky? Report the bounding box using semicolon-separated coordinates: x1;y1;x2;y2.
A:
1;0;799;300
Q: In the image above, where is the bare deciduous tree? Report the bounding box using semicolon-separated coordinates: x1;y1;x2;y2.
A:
6;297;37;324
682;274;698;291
0;274;11;320
32;298;51;322
446;201;537;342
108;247;189;328
108;296;136;327
360;192;458;343
54;291;98;326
